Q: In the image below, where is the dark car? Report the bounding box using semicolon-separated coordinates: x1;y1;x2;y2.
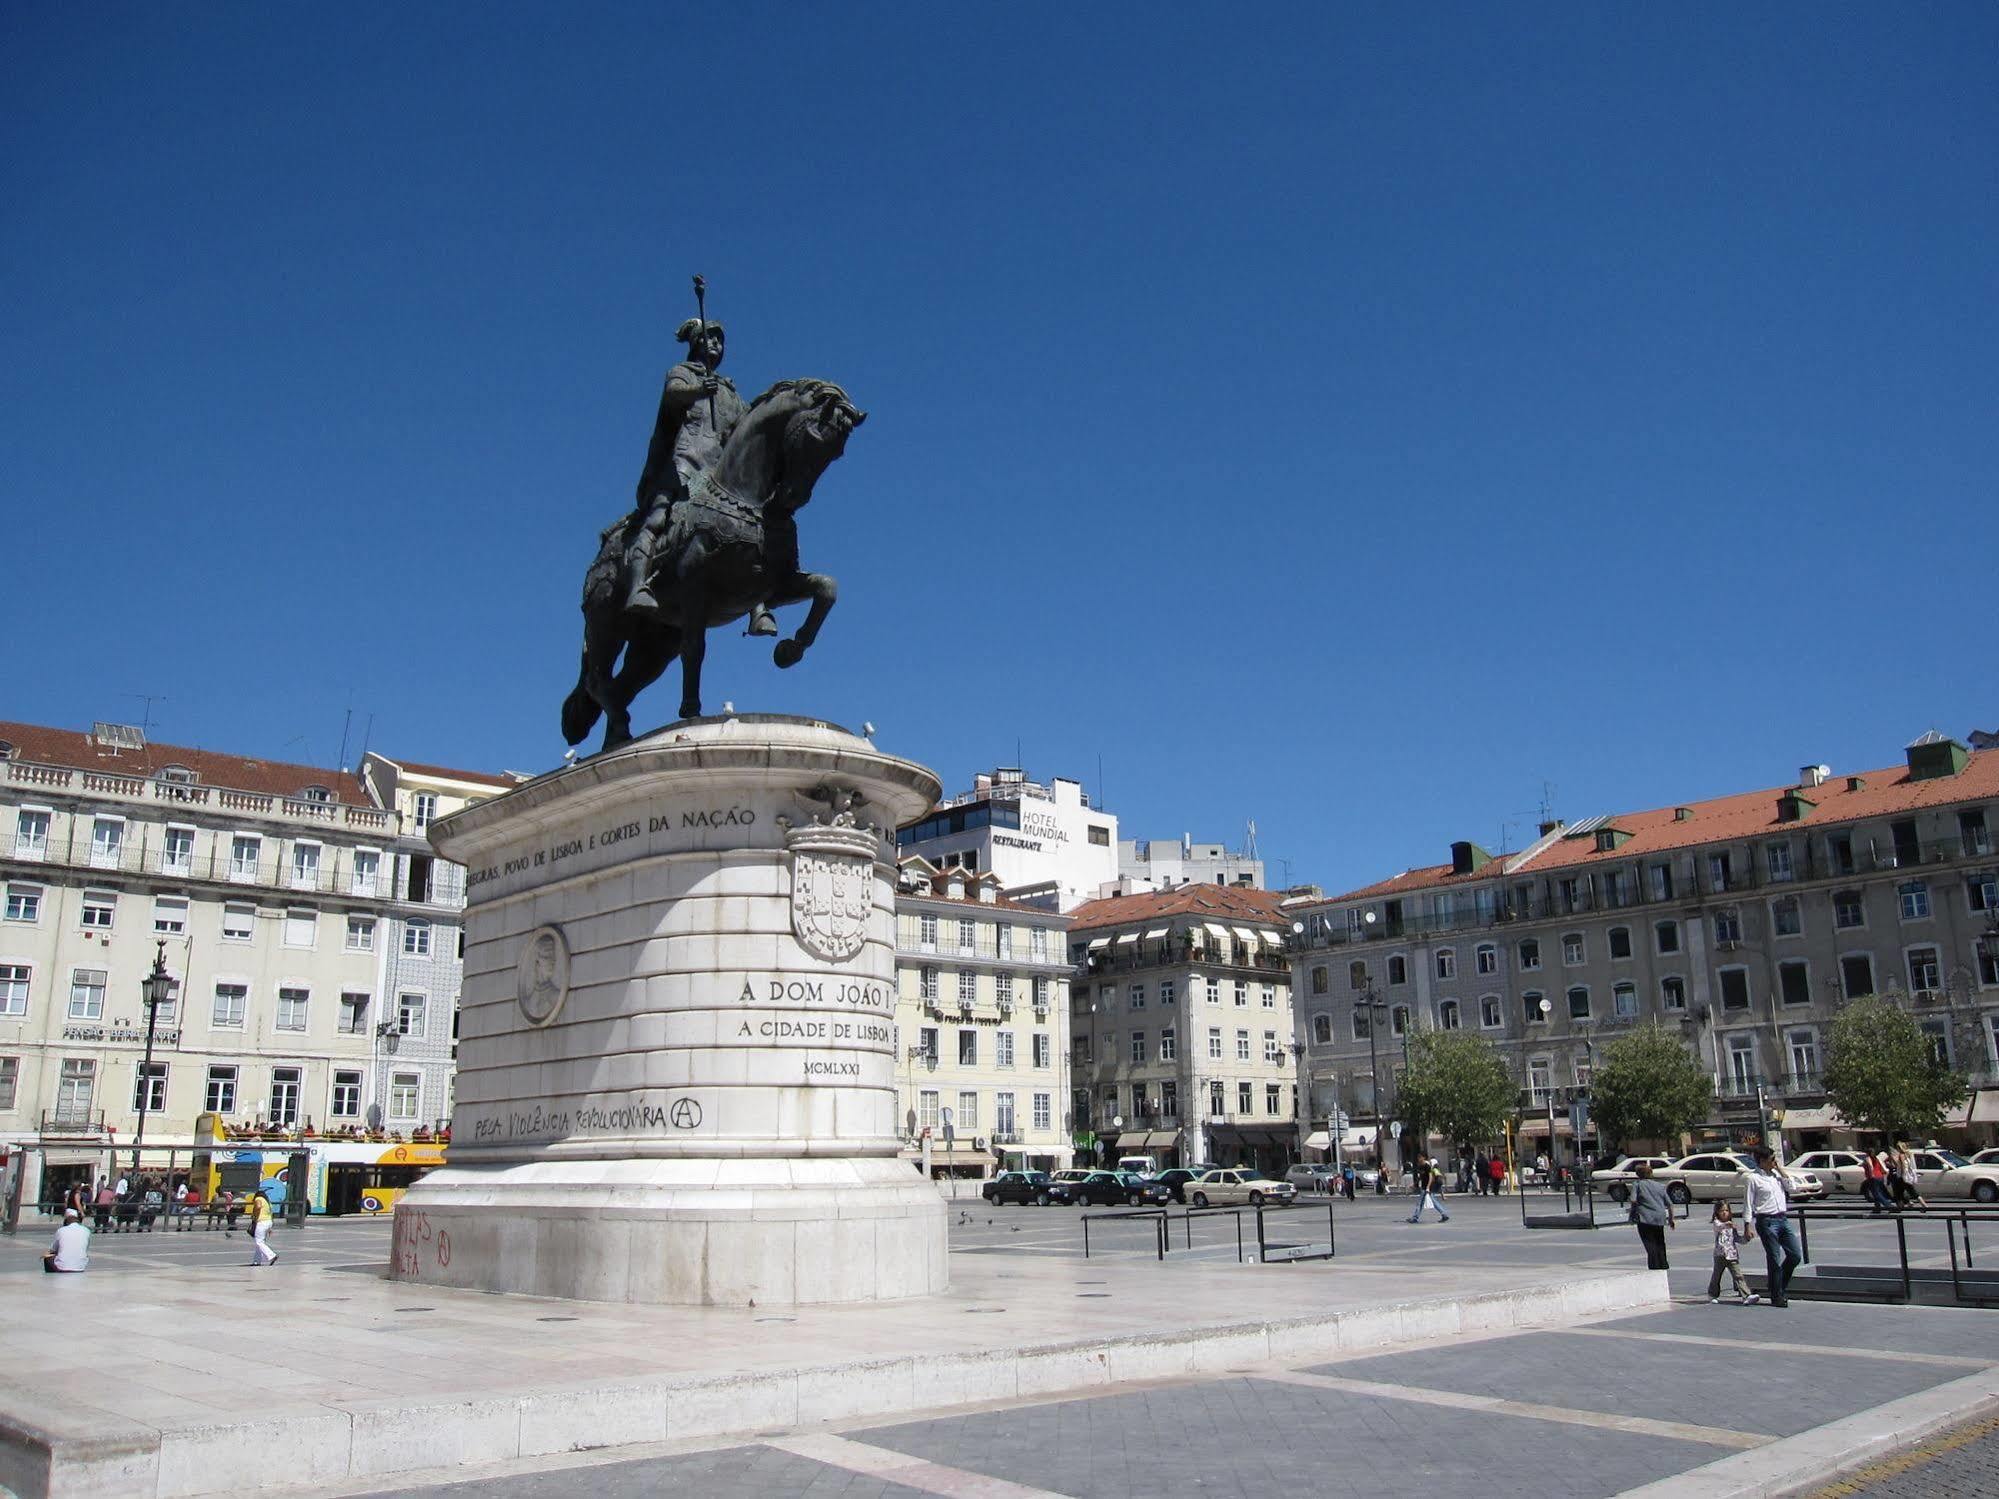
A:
1150;1167;1208;1204
1062;1170;1137;1207
981;1170;1056;1206
1113;1172;1172;1206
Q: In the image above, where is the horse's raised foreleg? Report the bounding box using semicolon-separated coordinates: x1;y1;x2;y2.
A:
769;571;836;669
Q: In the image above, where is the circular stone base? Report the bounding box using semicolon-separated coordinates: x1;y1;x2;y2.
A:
390;1156;947;1306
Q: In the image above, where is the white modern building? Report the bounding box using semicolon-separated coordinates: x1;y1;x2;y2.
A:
896;767;1117;912
1120;835;1264;891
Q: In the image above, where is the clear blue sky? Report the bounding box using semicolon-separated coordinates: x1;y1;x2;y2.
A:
5;6;1993;896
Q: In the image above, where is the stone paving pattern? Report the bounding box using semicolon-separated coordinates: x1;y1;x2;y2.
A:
1823;1419;1999;1498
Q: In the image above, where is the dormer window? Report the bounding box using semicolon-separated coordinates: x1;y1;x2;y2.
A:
158;765;198;785
299;785;332;804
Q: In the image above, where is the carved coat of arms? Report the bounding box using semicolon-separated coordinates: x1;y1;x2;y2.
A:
782;784;882;964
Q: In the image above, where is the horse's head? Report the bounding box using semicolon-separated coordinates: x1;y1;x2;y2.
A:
735;378;866;514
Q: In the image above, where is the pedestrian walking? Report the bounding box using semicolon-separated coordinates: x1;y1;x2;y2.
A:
1746;1145;1801;1307
1473;1151;1491;1196
1706;1201;1756;1303
1860;1149;1897;1214
1340;1162;1356;1200
1489;1154;1507;1194
1534;1151;1550;1188
246;1189;279;1266
1889;1141;1929;1211
1628;1162;1675;1270
91;1179;116;1232
1407;1154;1451;1224
44;1208;90;1274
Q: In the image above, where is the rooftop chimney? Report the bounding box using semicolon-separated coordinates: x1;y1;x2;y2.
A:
1799;764;1830;788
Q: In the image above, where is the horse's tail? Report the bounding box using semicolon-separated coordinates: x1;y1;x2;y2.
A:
561;650;600;746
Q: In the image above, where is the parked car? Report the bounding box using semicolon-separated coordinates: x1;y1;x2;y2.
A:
1043;1168;1097;1205
1113;1172;1173;1206
1968;1148;1999;1169
1062;1170;1142;1207
1789;1150;1869;1195
1186;1169;1297;1208
1907;1149;1999;1203
1150;1167;1208;1204
1284;1164;1338;1194
1589;1156;1675;1203
1653;1151;1825;1206
981;1170;1056;1207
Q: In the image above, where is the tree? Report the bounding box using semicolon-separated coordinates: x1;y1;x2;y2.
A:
1822;996;1970;1140
1591;1025;1713;1149
1396;1030;1514;1148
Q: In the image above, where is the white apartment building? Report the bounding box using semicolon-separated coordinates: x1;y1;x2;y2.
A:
358;752;529;1131
1120;835;1264;891
0;721;401;1205
896;767;1117;911
893;858;1073;1178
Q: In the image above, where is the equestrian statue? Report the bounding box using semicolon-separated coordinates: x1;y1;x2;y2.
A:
561;280;866;752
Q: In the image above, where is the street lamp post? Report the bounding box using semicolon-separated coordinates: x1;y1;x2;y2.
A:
1357;981;1390;1170
131;940;178;1173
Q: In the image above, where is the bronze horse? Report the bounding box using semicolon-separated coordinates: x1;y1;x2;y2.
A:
560;378;865;751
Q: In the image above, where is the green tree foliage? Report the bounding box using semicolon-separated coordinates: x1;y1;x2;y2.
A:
1397;1029;1515;1147
1591;1025;1713;1148
1822;997;1970;1140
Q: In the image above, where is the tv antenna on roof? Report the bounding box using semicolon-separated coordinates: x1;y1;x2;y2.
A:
125;693;168;740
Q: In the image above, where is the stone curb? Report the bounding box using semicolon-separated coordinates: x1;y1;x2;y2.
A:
2;1271;1664;1498
1616;1366;1999;1498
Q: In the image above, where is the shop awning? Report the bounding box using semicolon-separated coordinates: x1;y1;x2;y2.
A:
1203;922;1232;941
1115;932;1138;945
1303;1130;1332;1150
1258;930;1284;945
1778;1105;1846;1132
1231;926;1257;944
1971;1090;1999;1125
1143;927;1169;941
1086;936;1112;950
1209;1123;1294;1143
1124;1130;1179;1150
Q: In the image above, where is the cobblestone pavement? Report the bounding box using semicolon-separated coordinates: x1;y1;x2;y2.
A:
1803;1414;1999;1497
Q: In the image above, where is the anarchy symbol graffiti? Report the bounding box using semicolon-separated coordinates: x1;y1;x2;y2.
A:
669;1098;702;1130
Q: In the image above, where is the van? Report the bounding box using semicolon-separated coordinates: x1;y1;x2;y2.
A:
1116;1155;1158;1176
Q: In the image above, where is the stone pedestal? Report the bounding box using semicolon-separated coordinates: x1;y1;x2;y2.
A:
389;716;947;1305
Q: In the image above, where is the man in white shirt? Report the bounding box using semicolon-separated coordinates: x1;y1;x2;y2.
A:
45;1208;90;1273
1745;1146;1801;1307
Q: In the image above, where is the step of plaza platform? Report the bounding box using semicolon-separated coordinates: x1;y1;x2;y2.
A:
0;1242;1663;1499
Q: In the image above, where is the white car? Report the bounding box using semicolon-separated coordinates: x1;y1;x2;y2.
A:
1654;1151;1825;1206
1968;1148;1999;1169
1790;1150;1869;1195
1590;1156;1674;1203
1186;1169;1296;1208
1907;1149;1999;1204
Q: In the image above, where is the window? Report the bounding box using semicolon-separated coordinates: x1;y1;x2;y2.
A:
1033;1033;1051;1068
1787;1030;1819;1086
1390;1005;1409;1037
1161;1079;1178;1119
0;1055;14;1110
1613;982;1638;1018
1475;944;1497;976
13;809;49;858
331;1070;362;1119
1264;1029;1282;1061
1834;889;1865;929
1727;1036;1757;1092
1348;958;1372;992
1206;977;1220;1005
352;849;380;896
1920;1021;1951;1069
1209;1080;1226;1118
1714;911;1742;946
0;964;27;1017
338;992;369;1034
994;1092;1016;1138
1899;881;1931;921
1032;1092;1051;1131
1648;863;1675;901
1518;939;1541;971
1778;961;1812;1007
1608;927;1632;960
996;925;1013;959
1129;1030;1145;1063
1719;969;1751;1011
1567;986;1591;1021
283;907;316;948
1439;999;1461;1030
1034;975;1051;1011
4;883;41;922
221;902;254;942
397;992;427;1037
1524;990;1547;1024
1387;955;1407;986
1907;947;1941;995
1962;810;1992;858
1766;841;1794;882
345;915;375;953
1480;995;1503;1028
90;817;124;869
1233;981;1248;1007
389;1072;420;1119
995;972;1015;1009
1970;869;1998;915
1234;1029;1250;1061
917;913;938;950
994;1030;1014;1068
1708;852;1734;892
404;919;432;957
919;966;937;1002
1351;1010;1371;1041
956;1091;979;1129
1562;933;1585;966
957;917;975;953
1661;976;1686;1011
1436;949;1457;980
212;982;247;1028
132;1062;168;1113
1160;1026;1176;1061
80;890;115;930
1840;953;1875;999
1128;982;1145;1010
1265;1083;1282;1116
1651;920;1679;955
230;834;261;880
1088;825;1110;846
1311;965;1328;995
412;793;438;830
1771;896;1802;938
1527;1058;1551;1106
1208;1026;1223;1059
276;986;309;1031
67;968;106;1020
291;842;320;890
1237;1081;1253;1115
269;1067;302;1126
405;853;433;903
957;1029;977;1066
161;825;194;875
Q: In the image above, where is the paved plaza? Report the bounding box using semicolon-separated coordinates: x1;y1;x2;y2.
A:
3;1193;1996;1497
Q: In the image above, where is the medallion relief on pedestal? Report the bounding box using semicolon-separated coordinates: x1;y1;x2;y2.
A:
516;924;571;1025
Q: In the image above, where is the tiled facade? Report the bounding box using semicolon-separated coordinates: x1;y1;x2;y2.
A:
1289;736;1999;1158
893;859;1074;1177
